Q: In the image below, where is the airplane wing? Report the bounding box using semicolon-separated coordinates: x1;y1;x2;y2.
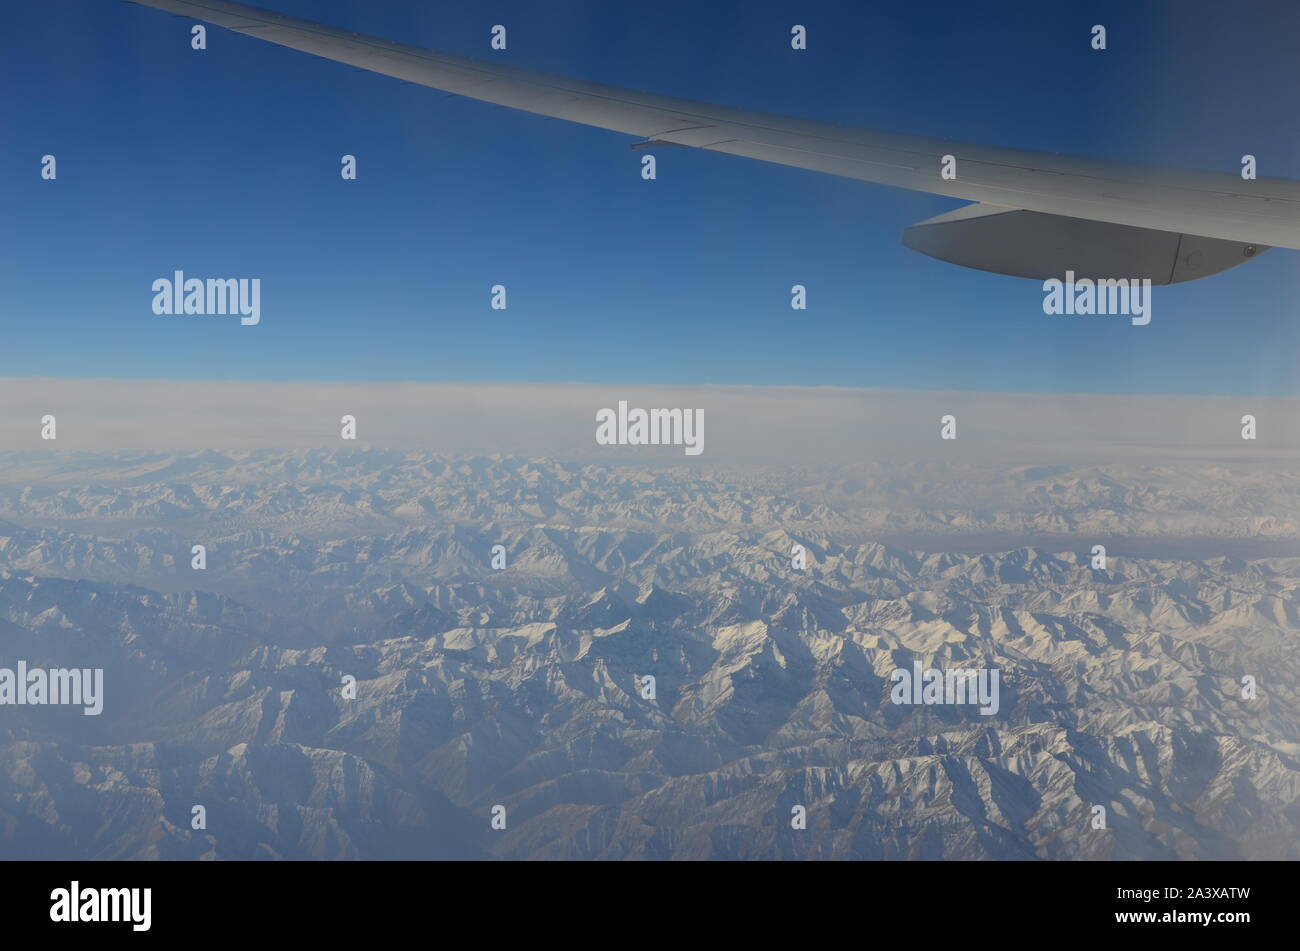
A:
123;0;1300;283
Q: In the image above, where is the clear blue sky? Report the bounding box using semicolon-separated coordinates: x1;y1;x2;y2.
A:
2;0;1298;394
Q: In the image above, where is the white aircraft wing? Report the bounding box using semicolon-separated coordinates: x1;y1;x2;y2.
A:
124;0;1300;283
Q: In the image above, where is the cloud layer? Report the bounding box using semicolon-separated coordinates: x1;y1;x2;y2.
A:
2;378;1298;465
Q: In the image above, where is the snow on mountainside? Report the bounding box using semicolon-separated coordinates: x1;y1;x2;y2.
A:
0;450;1296;860
2;449;1300;539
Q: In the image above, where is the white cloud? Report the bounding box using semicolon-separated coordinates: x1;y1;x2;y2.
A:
2;377;1298;465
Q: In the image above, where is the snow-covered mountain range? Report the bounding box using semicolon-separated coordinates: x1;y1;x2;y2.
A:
0;450;1295;859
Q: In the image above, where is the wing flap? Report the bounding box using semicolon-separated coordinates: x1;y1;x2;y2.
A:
902;204;1266;284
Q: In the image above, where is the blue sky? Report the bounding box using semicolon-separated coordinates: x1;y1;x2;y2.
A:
2;0;1298;394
